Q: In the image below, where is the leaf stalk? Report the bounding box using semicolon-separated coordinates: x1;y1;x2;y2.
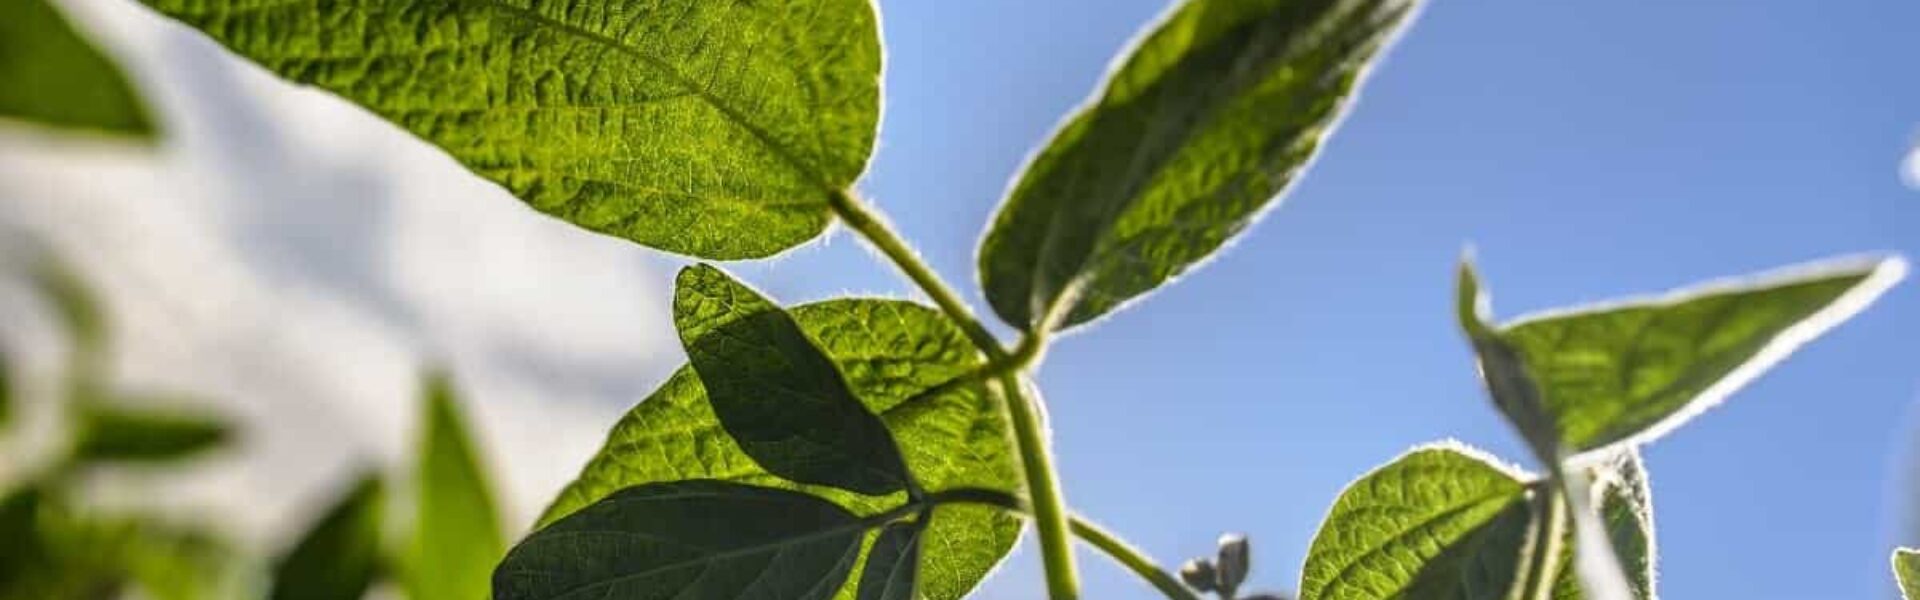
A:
827;189;1082;599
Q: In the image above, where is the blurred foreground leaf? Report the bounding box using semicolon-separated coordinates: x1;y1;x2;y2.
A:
0;0;153;136
271;474;385;600
409;373;504;600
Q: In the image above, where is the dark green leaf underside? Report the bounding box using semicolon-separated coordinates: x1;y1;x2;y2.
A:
142;0;882;259
0;0;153;136
979;0;1418;332
672;264;911;496
271;474;385;600
496;480;863;600
540;298;1020;600
410;373;505;600
856;520;924;600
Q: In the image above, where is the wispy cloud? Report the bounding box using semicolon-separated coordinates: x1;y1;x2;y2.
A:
1904;137;1920;191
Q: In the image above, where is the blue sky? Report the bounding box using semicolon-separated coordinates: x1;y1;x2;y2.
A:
730;1;1920;598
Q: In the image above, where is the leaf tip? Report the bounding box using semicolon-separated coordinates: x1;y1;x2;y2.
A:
1453;250;1493;337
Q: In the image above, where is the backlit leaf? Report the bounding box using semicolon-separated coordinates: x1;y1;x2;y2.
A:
1299;444;1533;600
495;480;864;600
978;0;1419;332
541;298;1019;600
1895;547;1920;599
1463;255;1906;454
673;264;911;496
0;0;153;136
141;0;881;259
1552;451;1657;600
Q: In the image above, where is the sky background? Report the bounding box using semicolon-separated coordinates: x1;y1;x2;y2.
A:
3;1;1919;599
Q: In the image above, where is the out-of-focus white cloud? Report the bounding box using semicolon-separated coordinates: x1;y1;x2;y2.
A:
0;0;680;545
1903;138;1920;191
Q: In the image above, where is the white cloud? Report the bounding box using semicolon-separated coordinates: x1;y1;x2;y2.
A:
1904;138;1920;191
0;0;679;544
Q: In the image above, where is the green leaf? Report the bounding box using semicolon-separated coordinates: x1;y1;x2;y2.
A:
856;519;925;600
1455;258;1566;465
271;473;386;600
1463;255;1907;454
1298;444;1533;600
0;0;154;136
122;524;239;600
140;0;880;260
978;0;1420;332
408;373;505;600
73;403;232;465
0;488;228;600
673;264;912;496
1552;451;1656;600
496;480;865;600
1895;547;1920;600
540;298;1019;600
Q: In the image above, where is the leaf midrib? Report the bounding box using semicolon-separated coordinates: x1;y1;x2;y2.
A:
1023;7;1326;327
1310;486;1522;599
459;0;839;193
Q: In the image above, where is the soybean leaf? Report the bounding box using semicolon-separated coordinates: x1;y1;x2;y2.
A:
140;0;880;260
1896;548;1920;599
271;473;385;600
73;402;232;465
1299;444;1533;600
0;488;49;593
1552;451;1656;600
0;489;224;600
978;0;1419;332
1461;255;1907;454
541;299;1020;600
122;523;238;600
0;0;153;136
496;480;865;600
673;264;911;496
857;520;925;600
408;373;504;600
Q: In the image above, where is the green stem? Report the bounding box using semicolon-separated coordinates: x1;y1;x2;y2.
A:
1068;514;1203;600
933;488;1199;600
827;189;1080;599
828;190;1007;360
1518;482;1566;600
998;373;1080;599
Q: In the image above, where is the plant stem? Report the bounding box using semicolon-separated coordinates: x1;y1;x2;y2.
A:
827;190;1007;360
827;189;1081;599
1068;514;1203;600
1518;483;1566;600
933;488;1199;600
998;373;1080;599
